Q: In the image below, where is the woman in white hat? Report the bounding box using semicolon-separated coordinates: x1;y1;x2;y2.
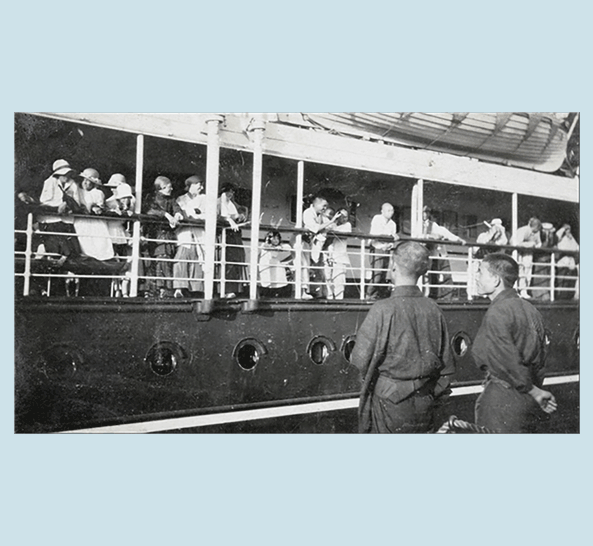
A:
73;168;115;261
105;183;135;256
555;223;579;300
37;159;82;266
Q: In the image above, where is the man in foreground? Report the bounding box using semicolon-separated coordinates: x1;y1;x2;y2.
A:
351;241;455;433
472;253;557;432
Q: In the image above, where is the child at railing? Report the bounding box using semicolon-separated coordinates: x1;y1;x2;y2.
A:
105;182;136;297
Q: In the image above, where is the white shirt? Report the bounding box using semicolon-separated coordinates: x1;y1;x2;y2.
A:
370;214;396;250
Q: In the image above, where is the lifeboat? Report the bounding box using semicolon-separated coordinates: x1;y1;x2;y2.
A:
276;112;575;173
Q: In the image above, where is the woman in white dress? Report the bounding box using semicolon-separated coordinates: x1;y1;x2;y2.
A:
74;168;115;261
173;175;207;297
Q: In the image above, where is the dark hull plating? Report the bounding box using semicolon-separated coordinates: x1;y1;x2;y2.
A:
15;299;579;433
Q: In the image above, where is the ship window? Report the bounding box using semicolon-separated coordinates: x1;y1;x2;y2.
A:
451;332;471;357
41;344;83;377
233;338;267;371
574;330;579;351
146;342;187;377
544;329;552;347
307;336;336;365
341;335;356;362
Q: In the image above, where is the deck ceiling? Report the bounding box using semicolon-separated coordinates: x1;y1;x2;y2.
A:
34;113;578;203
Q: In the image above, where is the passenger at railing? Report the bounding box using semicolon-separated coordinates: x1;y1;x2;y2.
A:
105;173;136;207
37;159;82;267
105;182;136;297
366;203;398;300
510;217;542;299
218;183;249;298
173;175;206;298
351;241;455;433
145;176;183;298
531;222;556;301
302;196;343;299
105;182;134;254
555;224;579;300
421;205;466;299
324;208;352;300
73;168;115;261
258;229;293;298
468;218;508;298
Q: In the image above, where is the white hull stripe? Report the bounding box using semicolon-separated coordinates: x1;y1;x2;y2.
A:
62;374;579;433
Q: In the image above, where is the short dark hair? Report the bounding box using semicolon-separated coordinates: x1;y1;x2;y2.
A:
392;241;430;278
482;253;519;288
185;175;202;190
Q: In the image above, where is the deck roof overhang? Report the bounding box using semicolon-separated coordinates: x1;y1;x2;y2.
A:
35;113;578;203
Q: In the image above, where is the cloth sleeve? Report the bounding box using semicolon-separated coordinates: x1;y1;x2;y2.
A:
350;307;385;380
39;178;61;208
472;306;534;393
434;313;455;399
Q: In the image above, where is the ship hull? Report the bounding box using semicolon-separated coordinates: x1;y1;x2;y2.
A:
15;298;579;433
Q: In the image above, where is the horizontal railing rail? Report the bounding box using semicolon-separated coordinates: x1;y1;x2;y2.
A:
15;211;579;302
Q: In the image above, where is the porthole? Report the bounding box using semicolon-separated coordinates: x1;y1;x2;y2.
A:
41;343;83;377
145;342;187;377
341;335;356;362
544;329;552;347
574;330;580;351
233;338;267;371
451;331;472;357
307;336;337;365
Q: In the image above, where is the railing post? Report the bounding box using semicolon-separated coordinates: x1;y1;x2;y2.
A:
550;252;555;302
294;160;304;298
129;220;141;297
467;247;473;301
359;240;366;300
511;192;518;263
204;115;223;301
22;212;34;296
248;117;265;301
220;228;227;297
129;134;144;297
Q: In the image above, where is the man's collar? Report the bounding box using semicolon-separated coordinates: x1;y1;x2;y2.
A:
491;288;519;304
391;285;423;297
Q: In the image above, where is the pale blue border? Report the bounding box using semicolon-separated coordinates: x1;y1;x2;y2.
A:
3;3;589;546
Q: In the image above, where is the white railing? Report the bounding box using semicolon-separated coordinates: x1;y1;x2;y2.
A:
15;212;579;302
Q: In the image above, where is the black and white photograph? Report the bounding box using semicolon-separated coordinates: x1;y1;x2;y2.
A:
14;112;580;434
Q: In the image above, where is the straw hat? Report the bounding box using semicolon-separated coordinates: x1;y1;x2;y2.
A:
79;167;102;185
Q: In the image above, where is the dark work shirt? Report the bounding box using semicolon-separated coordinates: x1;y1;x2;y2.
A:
352;285;454;384
471;288;546;393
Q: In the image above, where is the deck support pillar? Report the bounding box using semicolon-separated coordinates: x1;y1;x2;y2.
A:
248;116;266;301
204;115;224;302
129;134;144;297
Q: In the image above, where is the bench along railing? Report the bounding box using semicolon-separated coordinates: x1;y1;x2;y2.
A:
15;212;579;302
